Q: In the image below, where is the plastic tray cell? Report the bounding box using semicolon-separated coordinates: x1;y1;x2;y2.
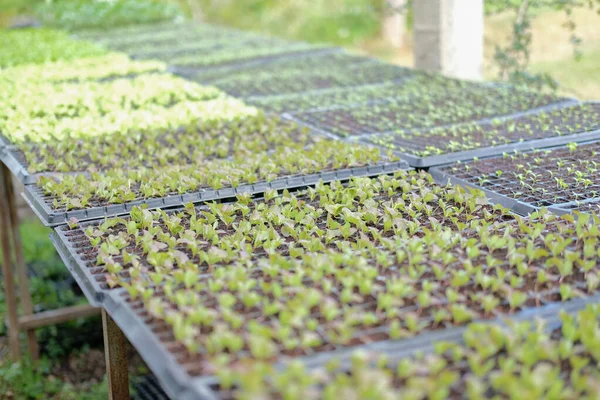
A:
214;63;415;99
286;87;577;138
361;102;600;168
79;275;600;400
29;160;410;227
188;49;364;83
430;140;600;214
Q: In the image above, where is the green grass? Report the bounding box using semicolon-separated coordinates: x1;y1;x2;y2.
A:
0;218;106;397
531;50;600;100
0;357;108;400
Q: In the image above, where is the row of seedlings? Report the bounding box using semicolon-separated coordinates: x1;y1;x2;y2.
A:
54;170;600;397
34;0;183;31
166;41;331;74
246;72;506;115
0;28;406;226
0;67;253;147
24;114;402;225
190;49;368;83
431;138;600;214
287;78;574;139
92;23;302;63
77;20;342;85
363;101;600;168
0;28;107;68
72;21;235;47
208;305;600;398
211;61;416;99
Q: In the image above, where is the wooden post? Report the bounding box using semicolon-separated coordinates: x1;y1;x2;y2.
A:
413;0;484;80
0;167;21;360
102;309;130;400
2;165;39;360
383;0;407;48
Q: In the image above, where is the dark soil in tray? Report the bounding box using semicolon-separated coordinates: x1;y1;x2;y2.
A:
54;170;600;378
247;81;407;114
215;63;413;98
440;141;600;208
135;36;290;62
554;199;600;213
19;116;310;175
367;102;600;157
116;31;245;54
190;50;361;82
84;207;598;379
292;86;564;137
214;313;600;400
171;46;328;70
56;171;512;292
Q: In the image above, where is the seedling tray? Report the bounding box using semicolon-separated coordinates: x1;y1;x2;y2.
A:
429;167;539;216
210;52;378;84
285;90;577;138
213;63;415;99
431;139;600;214
26;161;410;227
49;166;600;398
360;102;600;168
188;48;357;83
132;36;294;63
1;145;40;185
247;80;414;115
549;198;600;214
70;274;600;400
122;30;253;56
172;47;339;80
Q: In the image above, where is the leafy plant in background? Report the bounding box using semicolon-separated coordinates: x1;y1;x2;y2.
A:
0;28;106;67
487;0;600;90
0;357;108;400
192;0;385;46
34;0;183;30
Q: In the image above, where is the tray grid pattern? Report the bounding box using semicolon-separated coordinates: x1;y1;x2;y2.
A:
434;140;600;210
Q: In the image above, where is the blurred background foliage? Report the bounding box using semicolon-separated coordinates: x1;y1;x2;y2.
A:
1;0;597;98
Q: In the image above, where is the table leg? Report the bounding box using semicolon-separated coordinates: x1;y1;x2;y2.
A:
102;309;130;400
0;168;20;360
2;165;38;359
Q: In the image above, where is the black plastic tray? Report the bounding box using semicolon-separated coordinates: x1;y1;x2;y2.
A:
0;146;37;185
382;127;600;168
429;137;600;215
95;283;600;400
173;47;341;82
357;101;598;168
548;198;600;215
429;167;539;216
103;289;220;400
214;63;415;100
285;98;580;141
48;161;411;304
28;161;410;227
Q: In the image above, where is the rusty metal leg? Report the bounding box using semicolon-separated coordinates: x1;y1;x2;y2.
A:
2;165;38;360
102;309;130;400
0;168;20;360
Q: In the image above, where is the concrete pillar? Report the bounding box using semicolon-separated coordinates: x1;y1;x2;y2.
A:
383;0;407;48
413;0;484;80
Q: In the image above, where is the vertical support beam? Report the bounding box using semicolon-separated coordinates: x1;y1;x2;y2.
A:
102;309;130;400
383;0;407;48
2;165;38;360
413;0;484;80
0;167;20;361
